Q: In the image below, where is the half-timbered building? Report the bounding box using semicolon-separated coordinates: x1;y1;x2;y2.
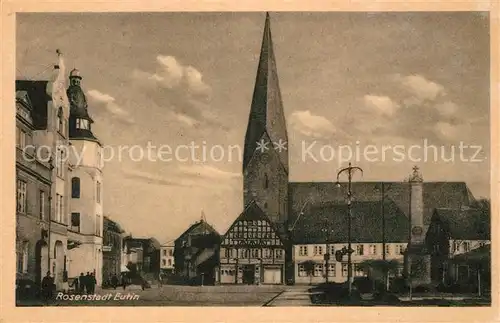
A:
218;202;286;284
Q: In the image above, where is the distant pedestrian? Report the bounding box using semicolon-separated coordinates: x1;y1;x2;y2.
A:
62;271;69;293
121;274;127;290
158;272;163;287
78;273;85;294
90;272;97;293
111;274;119;290
85;272;91;294
70;276;79;293
41;271;54;302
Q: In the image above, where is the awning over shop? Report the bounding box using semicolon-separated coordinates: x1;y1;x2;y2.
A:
67;239;82;250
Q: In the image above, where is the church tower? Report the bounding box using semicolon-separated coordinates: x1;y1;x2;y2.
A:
243;13;289;225
66;68;104;286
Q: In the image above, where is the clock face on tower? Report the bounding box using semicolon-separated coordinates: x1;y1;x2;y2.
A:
412;226;423;236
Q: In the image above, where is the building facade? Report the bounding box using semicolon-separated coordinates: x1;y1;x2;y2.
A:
123;237;161;274
66;68;105;286
160;243;175;274
174;218;220;284
15;82;52;288
291;199;409;284
102;216;124;282
16;52;72;291
218;202;286;285
425;207;490;288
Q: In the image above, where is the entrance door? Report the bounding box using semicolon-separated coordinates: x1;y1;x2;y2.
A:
242;265;255;284
263;267;282;284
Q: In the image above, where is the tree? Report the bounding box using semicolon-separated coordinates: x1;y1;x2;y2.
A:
359;259;399;292
406;256;428;301
301;260;316;285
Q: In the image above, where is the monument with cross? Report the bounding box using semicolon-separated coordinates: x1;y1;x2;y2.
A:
404;165;432;286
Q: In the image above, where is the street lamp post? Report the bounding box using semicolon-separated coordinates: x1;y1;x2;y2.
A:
322;222;332;283
47;156;54;273
336;162;363;297
375;182;392;291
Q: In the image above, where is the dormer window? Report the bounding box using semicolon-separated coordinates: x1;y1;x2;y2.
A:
76;118;90;130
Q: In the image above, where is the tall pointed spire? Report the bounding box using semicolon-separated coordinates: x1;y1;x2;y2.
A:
243;12;288;173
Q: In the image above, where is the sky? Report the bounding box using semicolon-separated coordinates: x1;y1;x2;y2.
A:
16;12;490;243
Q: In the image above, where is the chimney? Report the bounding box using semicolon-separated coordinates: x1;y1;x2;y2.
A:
409;166;424;244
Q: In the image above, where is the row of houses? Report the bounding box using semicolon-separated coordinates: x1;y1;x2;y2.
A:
172;196;490;288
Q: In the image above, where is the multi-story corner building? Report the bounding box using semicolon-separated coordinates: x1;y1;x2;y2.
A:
16;51;72;291
160;243;175;275
15;83;52;288
66;68;105;285
102;216;124;282
174;218;220;284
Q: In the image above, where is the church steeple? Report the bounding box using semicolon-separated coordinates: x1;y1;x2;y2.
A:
242;13;289;225
243;12;288;173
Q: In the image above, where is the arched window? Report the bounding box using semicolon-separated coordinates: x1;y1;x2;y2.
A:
264;173;269;189
71;177;80;198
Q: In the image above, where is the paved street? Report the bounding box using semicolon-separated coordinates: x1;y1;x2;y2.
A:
17;284;490;307
18;284;289;306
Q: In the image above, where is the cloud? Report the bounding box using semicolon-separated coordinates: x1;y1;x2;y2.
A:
289;110;336;139
175;113;198;126
433;122;473;141
154;55;184;88
393;74;445;101
122;168;189;187
87;89;134;124
179;164;240;180
87;89;115;103
122;164;240;190
132;55;223;130
138;55;211;96
363;95;400;116
435;101;459;117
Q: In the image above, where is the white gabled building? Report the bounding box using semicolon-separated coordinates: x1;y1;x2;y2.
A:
160;242;175;274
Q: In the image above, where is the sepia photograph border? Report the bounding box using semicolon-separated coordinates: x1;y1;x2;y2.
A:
1;0;499;322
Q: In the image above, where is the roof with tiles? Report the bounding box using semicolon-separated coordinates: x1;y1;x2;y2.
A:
432;207;490;240
291;199;409;244
288;181;476;231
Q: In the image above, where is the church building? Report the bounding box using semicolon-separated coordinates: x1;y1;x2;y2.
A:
218;13;289;285
218;13;487;286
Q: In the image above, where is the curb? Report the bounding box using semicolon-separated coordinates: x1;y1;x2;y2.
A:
262;290;286;307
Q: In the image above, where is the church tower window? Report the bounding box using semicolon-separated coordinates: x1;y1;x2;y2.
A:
264;173;269;189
